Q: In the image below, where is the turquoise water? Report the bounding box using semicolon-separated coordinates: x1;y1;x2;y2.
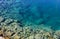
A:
0;0;60;30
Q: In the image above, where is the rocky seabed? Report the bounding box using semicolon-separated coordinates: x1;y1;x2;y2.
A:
0;16;60;39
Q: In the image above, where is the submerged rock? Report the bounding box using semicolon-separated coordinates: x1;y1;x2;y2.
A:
0;16;5;23
0;16;59;39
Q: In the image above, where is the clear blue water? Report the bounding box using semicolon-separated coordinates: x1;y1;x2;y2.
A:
0;0;60;30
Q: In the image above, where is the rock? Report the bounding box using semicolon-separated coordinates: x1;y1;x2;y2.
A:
4;18;13;25
55;30;60;37
26;35;35;39
1;22;6;26
0;17;5;22
13;35;20;39
35;34;43;39
53;35;58;39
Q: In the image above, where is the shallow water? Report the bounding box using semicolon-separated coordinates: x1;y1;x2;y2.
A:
0;0;60;30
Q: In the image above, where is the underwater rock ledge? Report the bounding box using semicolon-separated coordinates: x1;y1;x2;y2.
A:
0;16;60;39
